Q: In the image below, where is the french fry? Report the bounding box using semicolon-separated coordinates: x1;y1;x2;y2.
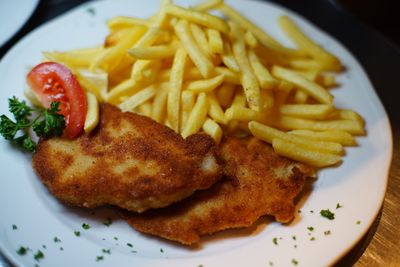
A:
215;67;240;84
181;93;209;138
180;90;196;132
272;138;342;167
276;115;365;135
244;31;258;48
190;23;214;60
151;85;169;123
107;79;140;104
107;16;150;31
278;15;342;71
218;3;281;48
221;40;240;72
279;104;334;120
248;50;277;90
260;90;274;111
174;20;214;78
288;130;356;146
186;74;224;93
193;0;223;12
202;118;223;143
225;106;265;122
84;92;99;134
118;85;156;112
43;47;103;68
230;21;261;111
207;92;227;124
168;48;187;132
166;4;229;33
248;121;344;155
216;82;236;108
316;74;336;88
128;44;176;59
90;27;147;72
272;65;333;104
207;28;224;54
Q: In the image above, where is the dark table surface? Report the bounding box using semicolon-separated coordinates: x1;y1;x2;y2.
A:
1;0;399;266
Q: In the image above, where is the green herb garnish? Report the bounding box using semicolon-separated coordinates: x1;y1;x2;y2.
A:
17;246;28;255
102;249;111;254
324;230;331;235
82;223;90;230
12;224;18;230
272;237;278;245
127;243;133;248
103;218;112;227
336;203;343;209
307;226;314;231
34;250;44;261
291;258;298;265
53;237;61;243
96;256;104;262
320;209;335;220
0;97;65;152
160;248;164;253
356;220;361;224
74;231;81;237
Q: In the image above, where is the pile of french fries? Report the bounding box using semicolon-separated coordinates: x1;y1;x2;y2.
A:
41;0;365;168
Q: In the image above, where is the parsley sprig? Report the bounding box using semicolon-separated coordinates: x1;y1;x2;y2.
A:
0;97;65;152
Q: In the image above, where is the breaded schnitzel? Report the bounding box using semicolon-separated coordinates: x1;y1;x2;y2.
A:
124;137;314;245
32;103;222;212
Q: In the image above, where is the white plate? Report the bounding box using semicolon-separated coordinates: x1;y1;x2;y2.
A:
0;0;39;48
0;0;393;266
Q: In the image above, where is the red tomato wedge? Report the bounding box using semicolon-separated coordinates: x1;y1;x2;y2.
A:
27;62;87;138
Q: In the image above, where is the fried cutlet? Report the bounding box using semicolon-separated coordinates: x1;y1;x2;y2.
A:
124;136;315;245
32;103;222;213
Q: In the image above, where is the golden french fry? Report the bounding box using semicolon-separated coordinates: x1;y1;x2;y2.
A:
166;4;229;33
107;79;139;104
248;50;277;90
230;21;261;111
248;121;344;155
180;90;196;132
272;138;342;167
207;28;224;54
43;47;103;68
288;59;323;71
244;31;258;48
202;118;223;144
278;15;342;71
186;74;224;93
276;115;365;135
190;23;214;60
107;16;150;31
293;91;308;104
214;67;240;84
84;92;100;134
151;85;169;123
193;0;223;12
219;3;281;47
137;101;153;117
168;48;187;132
118;85;156;112
174;20;214;78
216;82;236;108
279;104;334;120
207;92;227;124
260;90;274;111
90;27;147;72
288;129;356;146
316;74;336;88
221;40;240;72
272;65;333;104
334;109;365;126
275;80;293;105
128;45;176;59
181;93;209;138
225;106;265;122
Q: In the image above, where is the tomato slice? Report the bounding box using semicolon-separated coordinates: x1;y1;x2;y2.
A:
27;62;87;138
